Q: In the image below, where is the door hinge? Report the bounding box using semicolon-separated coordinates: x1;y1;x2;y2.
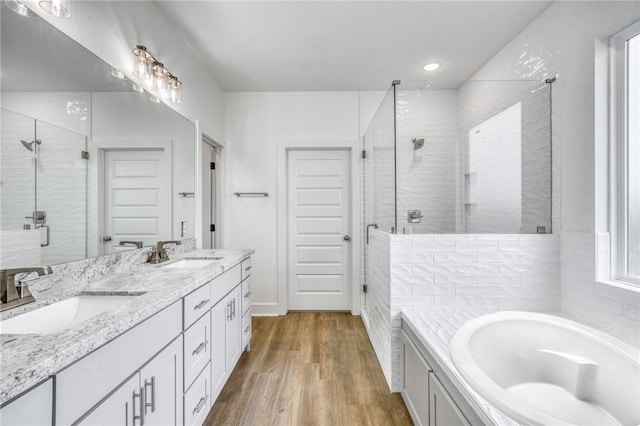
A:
81;151;89;160
210;162;215;170
362;284;368;294
361;149;367;159
210;224;215;232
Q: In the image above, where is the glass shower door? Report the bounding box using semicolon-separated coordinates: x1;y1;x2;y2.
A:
0;109;40;267
35;119;88;265
0;108;88;268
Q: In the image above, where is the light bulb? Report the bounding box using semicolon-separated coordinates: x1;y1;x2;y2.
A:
132;45;152;81
152;62;169;92
39;0;70;18
168;77;182;104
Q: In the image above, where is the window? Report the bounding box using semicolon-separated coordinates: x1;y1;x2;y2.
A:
612;22;640;284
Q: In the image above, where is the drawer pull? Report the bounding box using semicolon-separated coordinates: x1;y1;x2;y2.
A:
133;387;145;425
144;377;155;413
244;325;250;333
193;299;209;310
192;341;207;356
193;395;208;415
244;291;251;298
245;266;252;271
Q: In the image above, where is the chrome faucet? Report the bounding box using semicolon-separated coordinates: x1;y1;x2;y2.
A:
147;240;182;264
0;266;52;312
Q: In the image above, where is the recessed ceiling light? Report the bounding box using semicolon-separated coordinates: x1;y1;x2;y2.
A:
423;63;441;72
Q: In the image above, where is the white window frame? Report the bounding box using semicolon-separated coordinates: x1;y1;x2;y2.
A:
610;21;640;286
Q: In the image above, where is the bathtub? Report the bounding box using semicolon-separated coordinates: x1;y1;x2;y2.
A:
450;311;640;426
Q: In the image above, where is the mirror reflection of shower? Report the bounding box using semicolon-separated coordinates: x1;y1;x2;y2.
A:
411;137;425;150
20;139;41;153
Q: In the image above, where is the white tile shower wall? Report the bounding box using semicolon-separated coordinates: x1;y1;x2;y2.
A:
561;230;640;346
1;93;90;266
388;233;560;391
363;229;392;387
395;89;458;234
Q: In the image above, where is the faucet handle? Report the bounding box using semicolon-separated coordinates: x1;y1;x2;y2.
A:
1;266;52;278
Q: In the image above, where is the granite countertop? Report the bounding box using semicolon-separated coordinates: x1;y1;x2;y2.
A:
0;248;253;405
401;307;522;425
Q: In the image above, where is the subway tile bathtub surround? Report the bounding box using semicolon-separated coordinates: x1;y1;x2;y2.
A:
388;233;560;391
561;230;640;346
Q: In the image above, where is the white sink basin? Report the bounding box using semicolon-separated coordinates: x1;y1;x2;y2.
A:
0;295;139;335
162;257;222;269
450;311;640;425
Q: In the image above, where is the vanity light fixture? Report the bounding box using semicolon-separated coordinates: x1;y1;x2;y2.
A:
39;0;70;18
423;62;441;72
131;45;182;104
5;0;38;17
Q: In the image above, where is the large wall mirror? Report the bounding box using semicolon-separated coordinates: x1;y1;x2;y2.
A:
0;3;196;269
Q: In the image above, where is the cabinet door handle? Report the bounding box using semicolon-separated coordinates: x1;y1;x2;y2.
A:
226;302;232;321
244;325;250;334
244;291;251;298
192;340;208;356
245;266;252;271
133;387;145;426
194;299;209;310
232;299;236;318
192;395;208;415
144;377;155;414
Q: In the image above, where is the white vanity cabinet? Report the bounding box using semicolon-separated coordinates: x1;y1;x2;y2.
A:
79;336;183;426
56;301;182;425
210;280;242;401
209;260;252;403
0;378;53;426
240;258;252;350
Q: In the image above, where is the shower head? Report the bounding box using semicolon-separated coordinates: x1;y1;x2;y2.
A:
412;138;425;150
20;139;41;152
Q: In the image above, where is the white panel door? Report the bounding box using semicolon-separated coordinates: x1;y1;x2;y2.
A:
288;149;351;311
104;150;171;251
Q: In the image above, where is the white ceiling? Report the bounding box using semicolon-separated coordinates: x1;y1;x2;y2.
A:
155;1;552;92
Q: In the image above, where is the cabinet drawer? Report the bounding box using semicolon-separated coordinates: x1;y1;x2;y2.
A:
241;309;251;349
184;311;211;391
184;363;211;426
241;276;251;316
184;282;211;329
211;264;241;304
241;258;252;281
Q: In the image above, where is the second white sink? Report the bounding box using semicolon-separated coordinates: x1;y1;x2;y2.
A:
0;295;139;335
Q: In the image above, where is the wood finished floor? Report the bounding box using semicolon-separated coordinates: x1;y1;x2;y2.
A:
204;313;412;426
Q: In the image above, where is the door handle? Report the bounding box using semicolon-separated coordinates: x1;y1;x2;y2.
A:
343;235;351;241
103;236;112;242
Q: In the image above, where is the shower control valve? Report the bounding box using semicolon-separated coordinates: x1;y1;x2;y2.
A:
408;210;423;223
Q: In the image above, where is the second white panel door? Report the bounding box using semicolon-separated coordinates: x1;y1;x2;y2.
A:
104;149;171;252
288;149;351;311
